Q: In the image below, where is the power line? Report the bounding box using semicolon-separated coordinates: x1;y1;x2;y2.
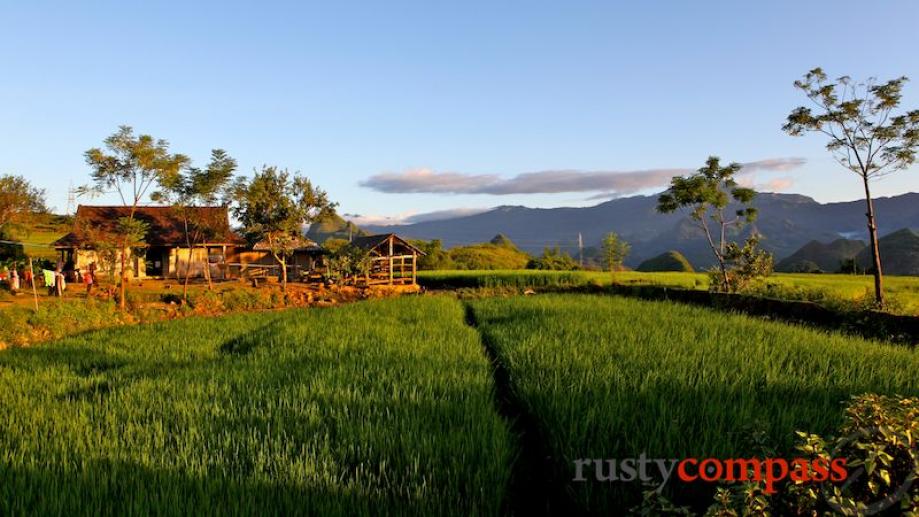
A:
0;240;57;248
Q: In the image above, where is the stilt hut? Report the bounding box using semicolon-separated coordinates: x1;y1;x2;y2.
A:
350;234;424;285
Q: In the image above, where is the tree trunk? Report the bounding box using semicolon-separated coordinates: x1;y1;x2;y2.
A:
119;244;127;311
182;218;192;302
269;249;288;293
203;248;213;290
183;247;192;302
699;218;731;292
862;177;885;307
279;255;288;293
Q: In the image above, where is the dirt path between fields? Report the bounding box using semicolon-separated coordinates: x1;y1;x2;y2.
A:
462;302;576;516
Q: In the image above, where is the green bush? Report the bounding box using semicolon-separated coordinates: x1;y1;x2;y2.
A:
636;251;695;272
526;247;579;270
188;287;283;312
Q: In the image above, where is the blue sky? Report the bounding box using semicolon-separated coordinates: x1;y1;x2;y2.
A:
2;1;918;224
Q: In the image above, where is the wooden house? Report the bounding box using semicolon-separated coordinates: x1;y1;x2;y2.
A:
230;237;325;279
350;234;424;285
53;205;247;279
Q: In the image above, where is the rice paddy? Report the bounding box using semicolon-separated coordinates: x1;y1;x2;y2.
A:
0;297;513;515
418;269;919;314
468;294;919;510
2;291;918;514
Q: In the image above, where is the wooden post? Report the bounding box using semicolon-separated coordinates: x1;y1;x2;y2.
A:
388;236;394;285
411;252;417;284
28;257;39;312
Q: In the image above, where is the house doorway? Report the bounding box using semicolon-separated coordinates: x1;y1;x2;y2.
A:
145;247;168;277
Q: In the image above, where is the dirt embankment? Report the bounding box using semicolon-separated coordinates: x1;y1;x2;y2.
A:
0;280;422;349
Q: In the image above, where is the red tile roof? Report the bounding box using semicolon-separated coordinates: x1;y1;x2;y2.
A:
54;205;246;248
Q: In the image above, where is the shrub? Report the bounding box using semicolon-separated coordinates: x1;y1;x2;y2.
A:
636;251;695;272
526;247;579;270
711;235;774;293
188;287;282;312
410;239;454;270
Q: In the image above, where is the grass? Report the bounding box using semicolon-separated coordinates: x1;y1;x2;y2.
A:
468;294;919;511
418;269;919;314
0;297;513;515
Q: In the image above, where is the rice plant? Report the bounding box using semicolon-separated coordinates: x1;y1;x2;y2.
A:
0;297;513;515
469;294;919;511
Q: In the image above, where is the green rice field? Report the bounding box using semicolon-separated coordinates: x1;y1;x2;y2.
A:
0;297;513;515
468;294;919;510
418;269;919;314
2;292;918;514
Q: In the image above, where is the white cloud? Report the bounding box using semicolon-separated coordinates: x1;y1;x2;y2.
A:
343;207;490;226
360;158;807;196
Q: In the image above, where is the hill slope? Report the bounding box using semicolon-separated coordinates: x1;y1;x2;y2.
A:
636;251;695;272
776;238;866;273
856;229;919;276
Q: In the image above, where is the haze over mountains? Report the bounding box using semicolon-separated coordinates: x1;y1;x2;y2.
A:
362;192;919;269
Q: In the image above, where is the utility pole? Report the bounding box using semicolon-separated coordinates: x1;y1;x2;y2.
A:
578;232;583;268
66;181;76;216
28;257;39;311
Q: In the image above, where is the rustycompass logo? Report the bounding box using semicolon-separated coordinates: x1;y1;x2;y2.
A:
573;454;848;495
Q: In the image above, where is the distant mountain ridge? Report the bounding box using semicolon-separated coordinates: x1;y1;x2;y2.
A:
776;238;866;273
364;192;919;268
856;229;919;276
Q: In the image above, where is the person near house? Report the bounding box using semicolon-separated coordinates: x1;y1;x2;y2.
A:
55;270;66;296
23;268;32;289
88;261;97;284
10;269;19;293
83;269;94;295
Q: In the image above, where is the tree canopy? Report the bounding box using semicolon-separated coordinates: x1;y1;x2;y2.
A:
600;233;630;272
783;68;919;307
82;126;190;309
0;174;47;235
231;166;337;291
657;156;759;292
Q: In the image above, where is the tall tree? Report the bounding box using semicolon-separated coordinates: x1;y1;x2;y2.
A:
153;149;237;299
82;126;189;310
657;156;757;292
600;232;631;273
0;174;47;235
783;68;919;307
231;166;336;293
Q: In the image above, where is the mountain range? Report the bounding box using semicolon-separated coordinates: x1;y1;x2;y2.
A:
360;192;919;269
776;238;866;273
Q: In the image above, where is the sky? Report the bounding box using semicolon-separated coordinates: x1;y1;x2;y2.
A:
2;1;918;225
